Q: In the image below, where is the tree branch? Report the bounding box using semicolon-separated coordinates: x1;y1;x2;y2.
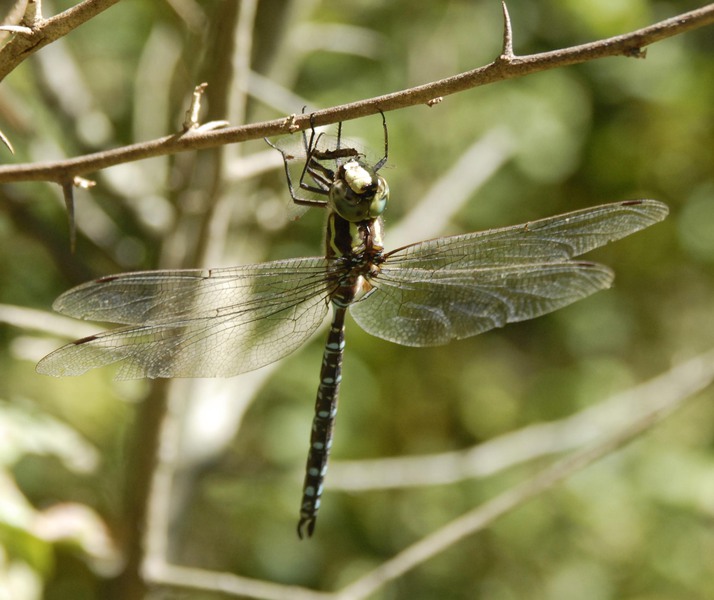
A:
0;3;711;185
0;0;122;82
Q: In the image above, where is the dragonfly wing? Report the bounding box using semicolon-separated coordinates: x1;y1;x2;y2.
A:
37;258;333;379
385;199;668;270
351;199;667;347
51;257;330;324
350;262;614;347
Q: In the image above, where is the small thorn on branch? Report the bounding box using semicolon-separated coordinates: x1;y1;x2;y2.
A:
60;177;96;252
624;46;647;59
0;25;33;34
73;175;96;190
61;180;77;253
500;0;515;60
183;82;209;132
0;128;15;154
195;120;230;132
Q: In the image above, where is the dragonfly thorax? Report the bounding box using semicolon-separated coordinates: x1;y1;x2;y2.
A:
325;211;385;261
329;159;389;222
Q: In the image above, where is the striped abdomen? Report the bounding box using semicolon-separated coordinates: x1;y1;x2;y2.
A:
297;305;346;538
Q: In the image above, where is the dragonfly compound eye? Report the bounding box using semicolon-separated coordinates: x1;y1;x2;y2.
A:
329;160;389;222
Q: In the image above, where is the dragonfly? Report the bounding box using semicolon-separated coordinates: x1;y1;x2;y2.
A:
37;116;668;538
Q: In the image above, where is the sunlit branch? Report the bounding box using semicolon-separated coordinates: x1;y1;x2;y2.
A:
0;4;711;185
0;0;121;81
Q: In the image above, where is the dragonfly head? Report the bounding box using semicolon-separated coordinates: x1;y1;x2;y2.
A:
330;159;389;222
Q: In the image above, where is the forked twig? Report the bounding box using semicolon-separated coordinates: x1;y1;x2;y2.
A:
0;0;121;81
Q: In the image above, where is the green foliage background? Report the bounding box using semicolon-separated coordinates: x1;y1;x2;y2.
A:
0;0;712;598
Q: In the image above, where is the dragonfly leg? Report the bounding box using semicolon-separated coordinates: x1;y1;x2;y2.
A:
265;137;329;208
374;109;388;171
298;305;346;539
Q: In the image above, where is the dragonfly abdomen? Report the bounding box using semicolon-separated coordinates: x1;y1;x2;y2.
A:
298;305;347;538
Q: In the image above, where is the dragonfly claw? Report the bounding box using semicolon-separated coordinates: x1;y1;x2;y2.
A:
297;516;317;540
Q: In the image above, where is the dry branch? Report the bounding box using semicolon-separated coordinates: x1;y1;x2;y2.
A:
0;0;121;81
0;3;711;185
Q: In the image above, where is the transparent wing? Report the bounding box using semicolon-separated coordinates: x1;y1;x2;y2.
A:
350;199;668;346
37;257;334;379
383;199;669;270
350;262;613;346
50;257;331;325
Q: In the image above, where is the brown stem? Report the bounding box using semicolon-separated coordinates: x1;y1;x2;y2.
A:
0;0;122;81
0;4;711;184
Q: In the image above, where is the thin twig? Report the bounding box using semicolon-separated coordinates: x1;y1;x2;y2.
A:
146;562;334;600
0;303;100;339
195;0;258;267
141;2;262;586
327;350;713;490
60;179;76;252
0;4;711;185
0;25;32;34
0;0;121;81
